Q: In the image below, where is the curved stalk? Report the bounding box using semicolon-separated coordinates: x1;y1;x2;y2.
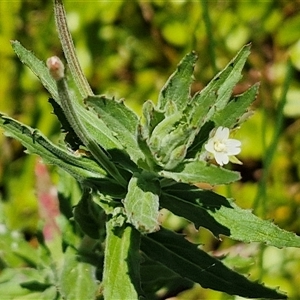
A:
47;57;127;187
53;0;93;98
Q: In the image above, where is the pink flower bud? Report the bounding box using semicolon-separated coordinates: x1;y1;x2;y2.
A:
46;56;65;80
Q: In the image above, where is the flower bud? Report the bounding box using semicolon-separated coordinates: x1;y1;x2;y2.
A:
46;56;65;81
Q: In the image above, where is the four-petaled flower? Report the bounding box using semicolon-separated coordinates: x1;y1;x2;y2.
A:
204;126;241;166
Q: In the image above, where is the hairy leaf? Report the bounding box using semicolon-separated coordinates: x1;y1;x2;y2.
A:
0;268;56;299
85;95;144;165
141;100;164;138
124;172;160;233
0;114;125;194
141;228;286;299
73;188;103;239
164;183;300;247
186;44;252;128
148;112;193;170
140;254;194;299
160;189;230;238
211;43;251;111
103;220;142;299
59;247;97;300
212;83;259;128
159;160;240;185
11;40;122;151
48;97;82;150
157;51;197;112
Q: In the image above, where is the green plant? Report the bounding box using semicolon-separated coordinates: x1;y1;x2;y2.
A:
0;0;299;299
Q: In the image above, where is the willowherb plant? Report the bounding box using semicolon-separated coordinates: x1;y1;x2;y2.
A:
0;0;299;299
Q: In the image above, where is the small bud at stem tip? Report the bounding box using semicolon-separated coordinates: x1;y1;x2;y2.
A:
46;56;65;81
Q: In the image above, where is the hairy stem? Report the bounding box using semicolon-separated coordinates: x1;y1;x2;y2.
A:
47;56;126;186
53;0;93;98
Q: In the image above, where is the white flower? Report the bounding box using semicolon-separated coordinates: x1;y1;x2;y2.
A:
204;126;241;166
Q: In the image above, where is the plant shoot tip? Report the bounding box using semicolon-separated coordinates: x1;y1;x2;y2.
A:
46;56;65;81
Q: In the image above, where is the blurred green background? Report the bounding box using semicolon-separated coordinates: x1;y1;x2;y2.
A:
1;0;300;299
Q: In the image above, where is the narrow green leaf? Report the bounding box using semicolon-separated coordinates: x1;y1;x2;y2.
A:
53;67;127;187
48;97;82;150
137;124;157;170
59;247;97;300
0;268;54;298
11;40;122;151
20;281;52;292
124;172;160;233
158;52;197;112
186;44;251;128
140;254;194;299
73;188;103;239
214;44;251;110
11;40;58;99
74;102;123;151
213;201;300;247
148;112;193;170
160;189;230;238
142;100;164;138
212;83;259;128
159;160;240;185
85;95;145;164
141;228;286;299
186;90;217;129
0;223;45;268
0;114;123;191
186;121;214;159
164;183;300;247
103;220;142;299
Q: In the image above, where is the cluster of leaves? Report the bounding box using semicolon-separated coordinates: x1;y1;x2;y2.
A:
1;1;300;299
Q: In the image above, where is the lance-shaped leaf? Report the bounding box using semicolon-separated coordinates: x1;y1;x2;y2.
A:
185;90;217;131
208;43;251;111
160;190;230;238
141;100;164;139
159;160;240;185
85;95;145;165
185;85;258;160
157;51;197;112
185;44;252;131
212;83;259;128
49;97;82;150
0;268;56;298
11;40;122;152
0;114;126;195
163;183;300;248
59;247;97;300
137;125;157;171
140;254;194;299
73;188;104;239
103;220;142;299
11;41;58;99
148;112;194;170
141;228;286;299
186;120;214;159
123;172;160;233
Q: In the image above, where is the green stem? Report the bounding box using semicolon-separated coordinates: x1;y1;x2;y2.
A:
56;77;127;186
52;1;127;184
54;0;93;98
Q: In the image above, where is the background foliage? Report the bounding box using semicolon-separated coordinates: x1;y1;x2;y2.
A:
1;0;300;299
